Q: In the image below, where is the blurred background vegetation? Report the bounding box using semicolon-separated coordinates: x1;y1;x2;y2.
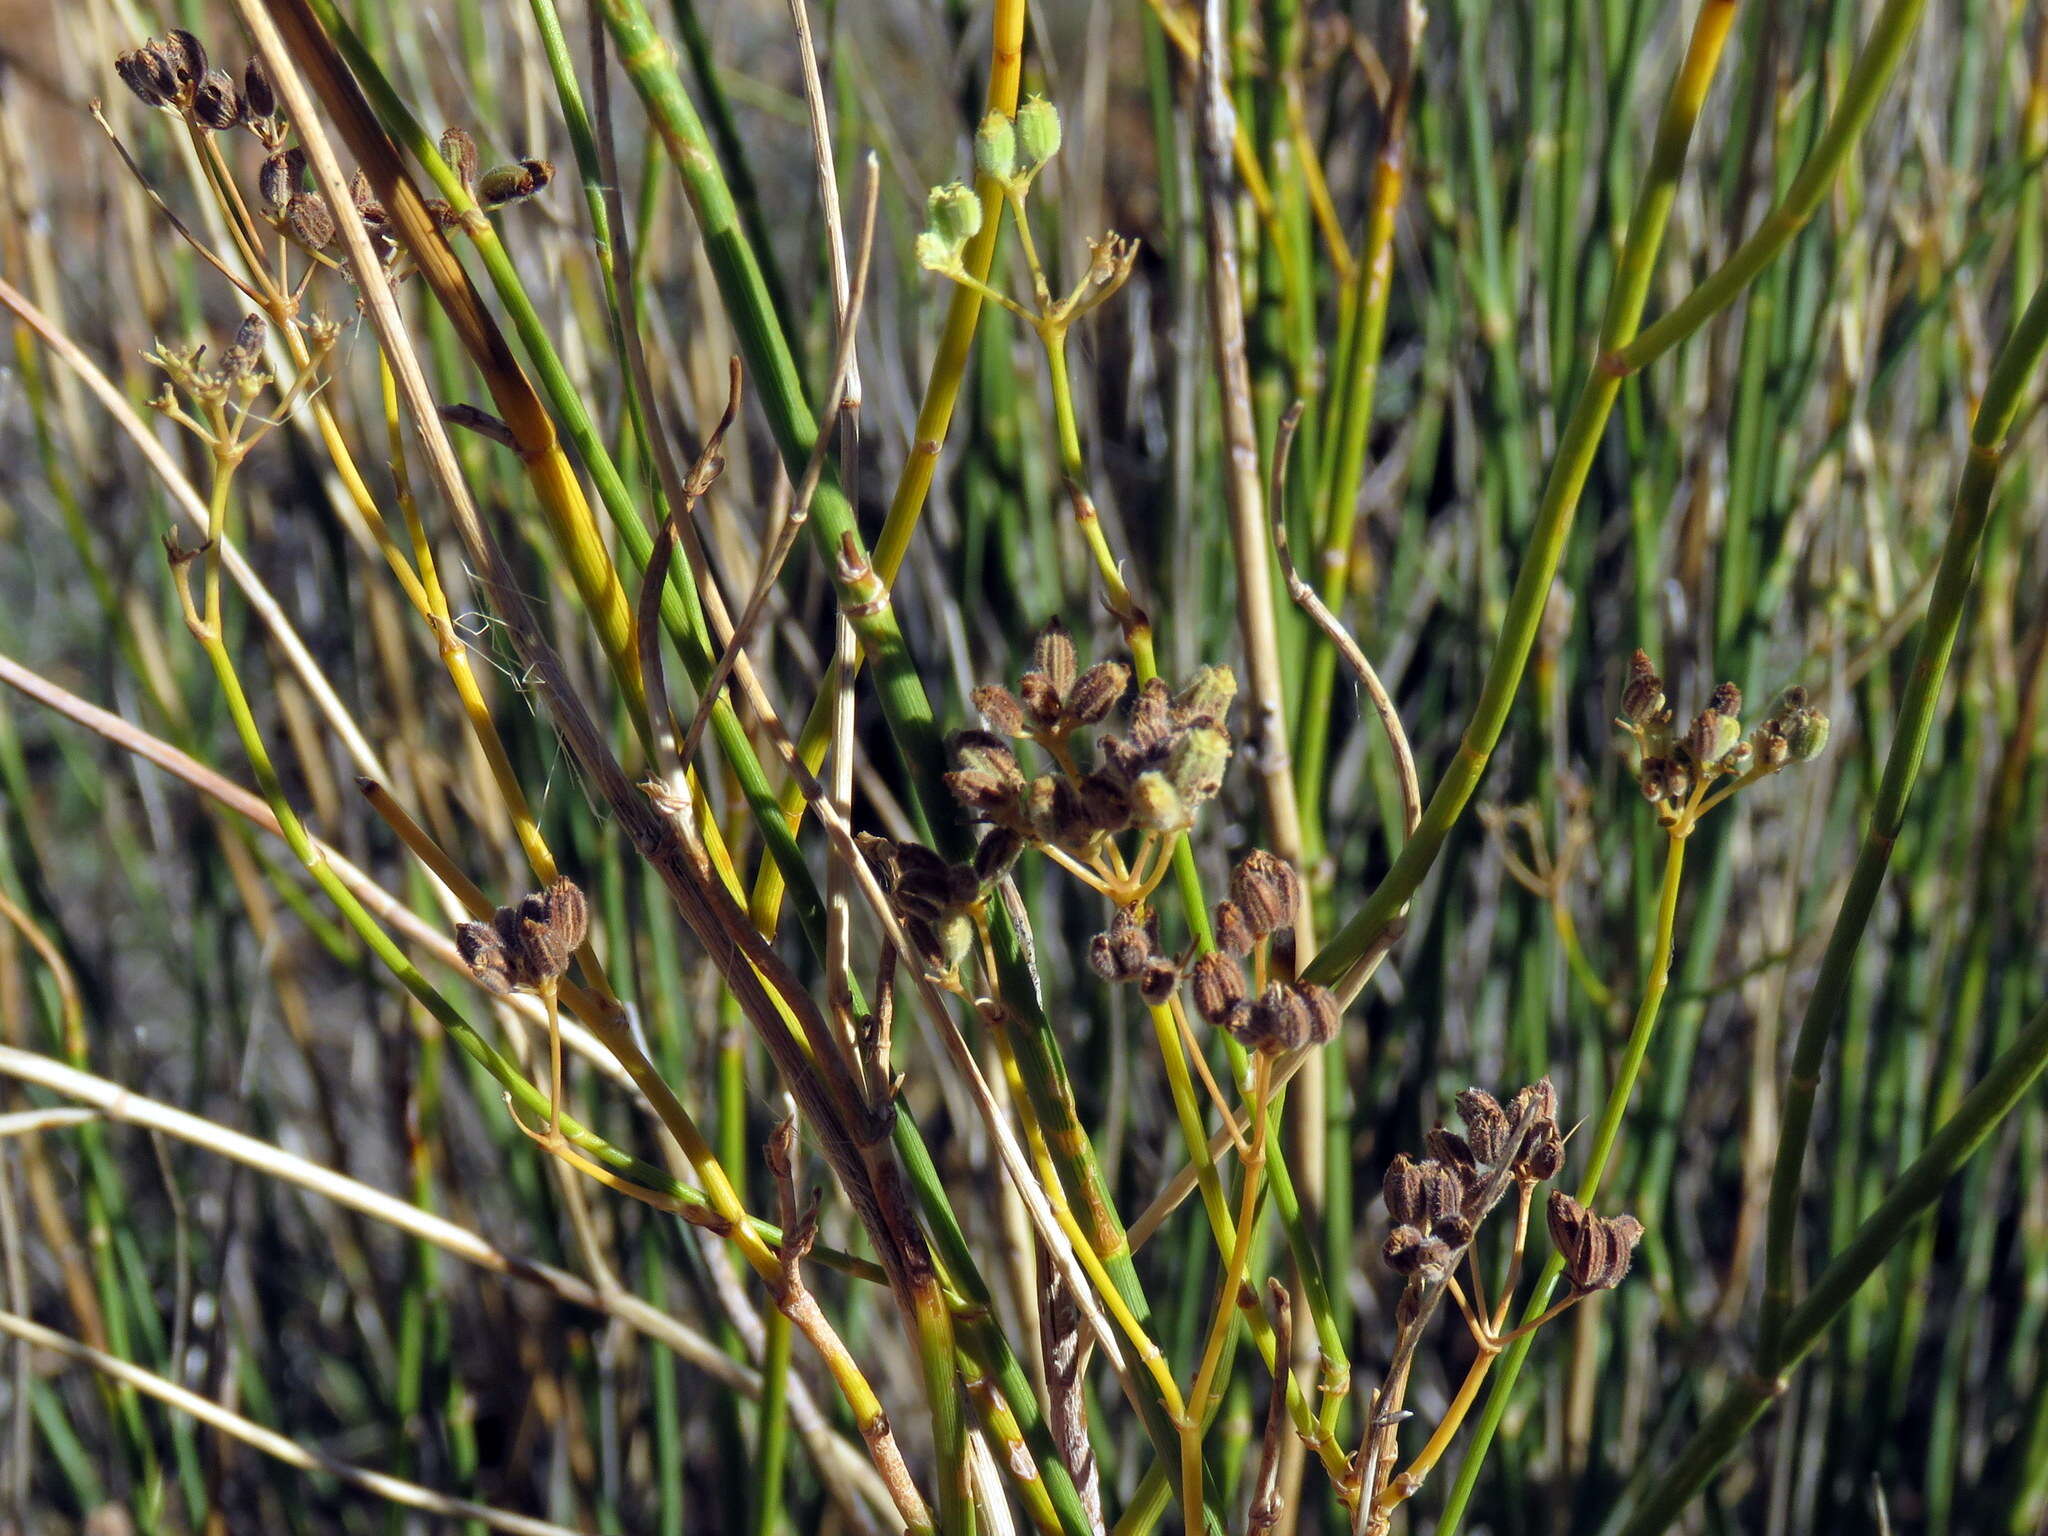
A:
1;0;2046;1532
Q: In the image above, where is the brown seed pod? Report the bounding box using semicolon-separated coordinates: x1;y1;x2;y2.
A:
1382;1224;1426;1275
1294;982;1340;1045
1432;1213;1475;1249
258;148;304;207
856;833;900;892
1456;1087;1510;1165
1032;619;1077;704
1383;1153;1425;1226
972;827;1023;885
1211;900;1256;958
1707;681;1742;718
946;767;1017;818
1546;1192;1643;1292
1187;952;1246;1025
242;56;275;119
455;921;517;995
1244;983;1312;1053
1620;648;1665;725
191;68;243;130
951;729;1024;787
219;314;266;379
1018;671;1063;728
1064;660;1130;726
163;29;207;88
972;683;1029;737
115;48;177;108
1231;850;1301;938
1415;1159;1463;1226
1516;1122;1565;1183
1138;957;1180;1005
1074;771;1131;834
283;192;336;249
1510;1077;1559;1126
1126;677;1173;747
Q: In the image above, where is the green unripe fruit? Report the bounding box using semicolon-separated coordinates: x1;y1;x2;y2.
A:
926;182;983;245
1014;95;1062;173
1783;709;1830;762
974;110;1017;182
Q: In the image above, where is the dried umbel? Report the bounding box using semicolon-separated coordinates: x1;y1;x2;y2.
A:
1621;651;1829;828
1546;1193;1644;1293
1380;1076;1579;1288
456;878;588;996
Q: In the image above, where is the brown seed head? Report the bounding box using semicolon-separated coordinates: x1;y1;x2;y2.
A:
972;827;1023;885
1126;676;1173;747
1211;900;1256;957
1686;707;1741;768
1415;1160;1463;1226
242;56;275;119
1188;952;1247;1025
1231;850;1300;938
1033;619;1077;702
972;683;1029;737
455;921;515;995
116;48;177;108
1075;771;1131;834
191;68;243;130
1294;982;1341;1045
1516;1122;1565;1183
1382;1224;1425;1275
1246;983;1313;1053
1018;671;1063;728
1065;660;1130;726
283;192;336;249
951;729;1023;787
259;148;303;207
1546;1192;1643;1292
1456;1088;1510;1165
1620;649;1665;726
164;30;207;89
1383;1153;1425;1226
1138;957;1180;1005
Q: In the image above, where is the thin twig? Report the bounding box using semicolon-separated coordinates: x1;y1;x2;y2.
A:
1269;401;1422;837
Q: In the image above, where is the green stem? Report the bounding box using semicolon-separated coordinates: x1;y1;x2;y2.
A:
1756;270;2048;1367
1431;831;1686;1530
1619;990;2048;1536
1305;0;1743;989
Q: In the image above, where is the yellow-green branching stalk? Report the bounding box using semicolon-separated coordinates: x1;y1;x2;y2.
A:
264;0;651;749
